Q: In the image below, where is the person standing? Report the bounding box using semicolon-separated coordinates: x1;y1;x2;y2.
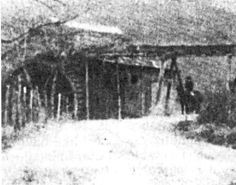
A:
184;76;194;113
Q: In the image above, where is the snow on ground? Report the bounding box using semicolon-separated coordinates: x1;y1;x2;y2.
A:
2;115;236;185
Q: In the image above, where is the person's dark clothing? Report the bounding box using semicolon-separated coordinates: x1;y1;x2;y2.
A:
185;77;194;92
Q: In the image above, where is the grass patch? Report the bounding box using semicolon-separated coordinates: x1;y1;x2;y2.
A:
1;122;46;151
175;87;236;149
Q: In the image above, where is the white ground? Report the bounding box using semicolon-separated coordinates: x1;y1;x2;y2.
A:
2;115;236;185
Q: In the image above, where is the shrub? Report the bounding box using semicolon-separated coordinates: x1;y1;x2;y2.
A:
197;88;236;128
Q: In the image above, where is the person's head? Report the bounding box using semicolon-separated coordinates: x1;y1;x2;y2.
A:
185;76;192;81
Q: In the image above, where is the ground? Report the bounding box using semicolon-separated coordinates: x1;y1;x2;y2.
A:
2;115;236;185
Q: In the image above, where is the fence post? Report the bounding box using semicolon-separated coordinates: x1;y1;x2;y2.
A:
30;89;33;122
57;93;61;122
66;97;69;115
44;90;48;120
4;85;10;126
23;86;27;127
35;86;41;122
116;59;121;120
12;88;18;130
74;93;78;120
85;57;90;120
51;71;58;118
17;76;22;129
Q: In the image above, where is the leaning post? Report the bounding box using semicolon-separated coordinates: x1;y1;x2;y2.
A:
164;57;176;115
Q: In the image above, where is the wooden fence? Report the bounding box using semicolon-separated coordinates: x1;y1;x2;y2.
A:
2;76;79;131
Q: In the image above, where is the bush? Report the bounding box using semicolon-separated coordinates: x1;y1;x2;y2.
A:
197;88;236;128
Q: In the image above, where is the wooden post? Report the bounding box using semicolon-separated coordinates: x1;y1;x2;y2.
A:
35;86;41;122
226;55;232;91
57;93;61;122
164;57;176;115
85;57;90;120
141;66;145;116
4;85;10;126
74;93;78;120
23;86;27;126
116;58;121;120
36;86;41;109
66;97;69;115
173;57;186;116
156;60;165;104
17;76;22;129
30;89;33;122
12;88;17;130
44;90;48;112
51;71;58;118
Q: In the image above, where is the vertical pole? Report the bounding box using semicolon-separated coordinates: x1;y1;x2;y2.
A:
44;90;48;119
30;89;33;122
35;86;41;122
173;58;186;117
141;66;145;116
17;75;22;129
12;88;17;130
116;58;121;120
4;85;10;126
85;57;90;120
164;57;175;115
226;55;233;115
156;60;165;104
66;97;69;115
23;86;27;126
57;93;61;122
74;93;78;120
51;71;57;118
226;55;232;91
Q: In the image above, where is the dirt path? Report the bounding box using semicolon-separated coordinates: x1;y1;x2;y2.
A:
2;116;236;185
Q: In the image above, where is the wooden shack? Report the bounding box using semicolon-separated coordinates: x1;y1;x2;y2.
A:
2;21;236;124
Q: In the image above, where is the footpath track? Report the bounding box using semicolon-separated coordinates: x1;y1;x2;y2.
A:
2;116;236;185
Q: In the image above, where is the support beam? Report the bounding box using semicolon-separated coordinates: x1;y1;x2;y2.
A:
164;58;176;115
116;58;121;120
173;57;186;114
156;60;165;104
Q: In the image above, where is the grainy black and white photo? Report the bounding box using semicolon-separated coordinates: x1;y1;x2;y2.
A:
1;0;236;184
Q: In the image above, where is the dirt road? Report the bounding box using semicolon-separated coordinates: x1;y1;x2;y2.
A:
2;116;236;185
